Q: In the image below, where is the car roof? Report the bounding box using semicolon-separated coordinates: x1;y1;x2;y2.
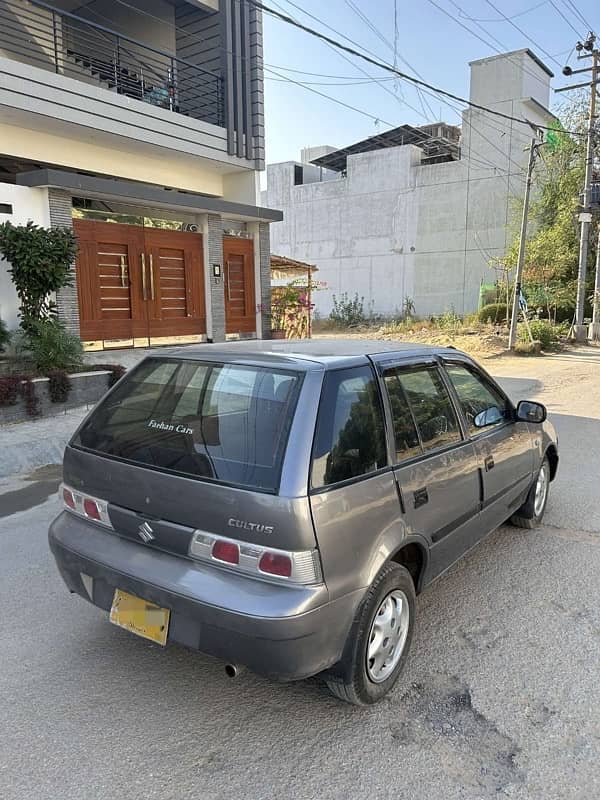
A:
157;339;465;371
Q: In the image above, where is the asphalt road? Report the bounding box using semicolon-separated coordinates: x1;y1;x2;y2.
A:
1;354;599;800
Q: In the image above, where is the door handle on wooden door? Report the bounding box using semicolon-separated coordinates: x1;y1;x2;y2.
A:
149;254;155;300
120;255;128;288
141;253;147;300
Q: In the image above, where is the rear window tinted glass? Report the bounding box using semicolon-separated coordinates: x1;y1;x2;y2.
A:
311;366;387;489
396;367;461;452
73;359;301;492
383;371;422;462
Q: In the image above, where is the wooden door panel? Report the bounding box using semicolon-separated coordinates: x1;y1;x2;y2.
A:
223;237;256;334
143;230;206;338
74;220;146;342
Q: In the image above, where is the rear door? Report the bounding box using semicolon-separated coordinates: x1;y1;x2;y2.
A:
376;358;482;582
308;364;404;598
443;359;534;530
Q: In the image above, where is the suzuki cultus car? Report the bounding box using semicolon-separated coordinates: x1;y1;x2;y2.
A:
49;340;558;704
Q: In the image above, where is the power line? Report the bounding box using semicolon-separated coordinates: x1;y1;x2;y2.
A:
272;0;532;173
548;0;585;37
265;75;396;86
560;0;595;33
441;0;558;93
482;0;564;69
264;65;395;126
274;0;431;122
250;0;584;136
457;0;548;24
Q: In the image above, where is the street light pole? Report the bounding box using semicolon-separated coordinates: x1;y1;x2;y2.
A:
508;138;538;350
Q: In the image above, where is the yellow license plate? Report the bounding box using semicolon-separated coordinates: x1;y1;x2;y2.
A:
109;589;170;646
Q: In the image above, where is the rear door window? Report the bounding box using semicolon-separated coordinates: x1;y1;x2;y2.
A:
311;366;387;489
73;358;301;492
393;366;462;452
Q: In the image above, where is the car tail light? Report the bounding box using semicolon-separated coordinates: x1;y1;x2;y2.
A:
83;498;101;521
259;551;292;578
63;487;76;510
60;483;112;529
189;531;322;585
212;540;240;564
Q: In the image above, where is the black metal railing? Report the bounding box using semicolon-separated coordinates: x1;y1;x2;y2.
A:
0;0;224;127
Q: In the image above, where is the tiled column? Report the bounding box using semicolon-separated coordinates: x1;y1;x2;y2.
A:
48;189;79;336
207;214;226;342
258;222;271;339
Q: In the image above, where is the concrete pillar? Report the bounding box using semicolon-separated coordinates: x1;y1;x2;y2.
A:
258;222;271;339
48;189;80;336
206;214;226;342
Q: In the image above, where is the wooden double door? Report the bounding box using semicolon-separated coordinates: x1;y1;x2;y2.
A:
75;220;206;345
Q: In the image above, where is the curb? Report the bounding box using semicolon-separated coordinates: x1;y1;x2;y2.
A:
0;407;88;478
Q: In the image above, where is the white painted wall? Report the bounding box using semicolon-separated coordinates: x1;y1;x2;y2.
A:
266;50;554;318
0;184;50;331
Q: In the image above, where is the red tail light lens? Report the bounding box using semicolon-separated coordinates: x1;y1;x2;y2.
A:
259;552;292;578
212;540;240;564
63;487;76;510
83;498;101;521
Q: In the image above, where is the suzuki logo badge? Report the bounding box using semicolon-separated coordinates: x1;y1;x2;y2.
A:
138;521;155;543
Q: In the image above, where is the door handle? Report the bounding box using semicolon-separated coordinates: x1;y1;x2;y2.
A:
120;255;128;288
413;487;429;509
149;254;155;300
141;253;147;300
485;455;495;471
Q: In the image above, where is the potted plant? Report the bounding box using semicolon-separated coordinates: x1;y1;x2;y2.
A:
269;294;288;339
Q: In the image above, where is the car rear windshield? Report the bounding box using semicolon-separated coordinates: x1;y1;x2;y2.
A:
72;358;302;492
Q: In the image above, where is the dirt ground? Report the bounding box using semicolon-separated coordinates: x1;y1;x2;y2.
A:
312;325;599;363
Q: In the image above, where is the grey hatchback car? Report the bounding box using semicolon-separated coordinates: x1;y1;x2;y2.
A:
49;340;558;704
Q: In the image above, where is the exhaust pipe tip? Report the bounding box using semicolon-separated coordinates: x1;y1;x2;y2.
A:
224;663;245;678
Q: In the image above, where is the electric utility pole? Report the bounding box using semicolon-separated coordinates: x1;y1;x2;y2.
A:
557;33;599;341
590;224;600;339
508;138;539;350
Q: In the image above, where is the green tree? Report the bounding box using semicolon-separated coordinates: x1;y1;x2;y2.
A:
505;102;597;322
0;221;78;332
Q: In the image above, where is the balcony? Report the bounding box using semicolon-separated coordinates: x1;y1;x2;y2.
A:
0;0;224;126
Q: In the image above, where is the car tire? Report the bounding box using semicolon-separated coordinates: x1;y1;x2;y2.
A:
510;455;550;529
324;562;415;705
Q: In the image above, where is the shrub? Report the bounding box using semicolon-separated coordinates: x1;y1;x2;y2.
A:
47;370;72;403
91;363;126;387
329;292;366;327
0;318;10;353
478;303;508;324
0;373;39;415
519;320;559;350
26;319;83;373
0;375;21;406
0;221;78;332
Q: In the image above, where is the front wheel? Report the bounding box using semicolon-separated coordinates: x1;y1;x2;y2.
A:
324;563;415;705
510;456;550;529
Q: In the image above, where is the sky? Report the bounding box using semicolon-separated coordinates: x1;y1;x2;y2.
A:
262;0;599;165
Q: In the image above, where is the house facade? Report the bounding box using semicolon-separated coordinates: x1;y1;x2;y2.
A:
0;0;280;348
265;50;556;318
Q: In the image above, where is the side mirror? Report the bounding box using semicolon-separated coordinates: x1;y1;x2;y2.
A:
473;406;504;428
516;400;546;424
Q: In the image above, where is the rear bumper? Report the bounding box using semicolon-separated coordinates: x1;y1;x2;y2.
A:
48;512;362;681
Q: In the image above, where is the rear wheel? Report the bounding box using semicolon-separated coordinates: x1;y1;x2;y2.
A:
324;563;415;705
510;456;550;529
